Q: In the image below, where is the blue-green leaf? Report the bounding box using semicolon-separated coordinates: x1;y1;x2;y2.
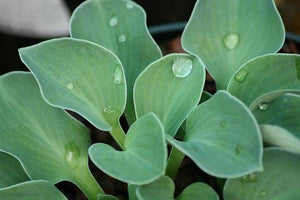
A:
167;91;263;178
134;54;205;136
182;0;285;89
224;148;300;200
19;38;126;148
89;113;167;184
0;152;29;188
70;0;161;124
0;181;67;200
0;72;102;199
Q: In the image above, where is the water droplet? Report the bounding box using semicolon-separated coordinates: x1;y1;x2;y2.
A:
172;57;193;78
103;106;115;113
259;103;269;111
223;33;239;50
64;142;80;169
66;83;74;90
234;70;248;82
112;64;123;84
240;173;259;183
118;34;126;43
109;15;118;26
260;191;267;197
220;122;226;128
235;145;243;155
216;122;226;134
126;1;134;9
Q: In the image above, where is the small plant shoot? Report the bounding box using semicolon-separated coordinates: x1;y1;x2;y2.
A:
0;0;299;199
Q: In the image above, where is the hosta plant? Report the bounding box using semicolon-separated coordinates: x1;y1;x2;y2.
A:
1;0;300;199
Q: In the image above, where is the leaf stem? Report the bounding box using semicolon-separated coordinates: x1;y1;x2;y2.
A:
75;166;104;200
165;147;185;180
109;121;125;150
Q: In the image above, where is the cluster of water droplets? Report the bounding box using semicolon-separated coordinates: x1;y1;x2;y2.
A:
108;1;134;44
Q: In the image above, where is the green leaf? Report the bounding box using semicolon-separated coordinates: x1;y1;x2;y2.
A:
252;93;300;153
136;176;174;200
0;152;29;188
19;38;126;148
224;148;300;200
98;194;119;200
0;72;102;199
89;113;167;184
134;53;205;137
182;0;285;89
0;181;67;200
228;54;300;107
260;125;300;154
167;91;263;178
128;184;138;200
137;176;219;200
70;0;161;124
176;183;219;200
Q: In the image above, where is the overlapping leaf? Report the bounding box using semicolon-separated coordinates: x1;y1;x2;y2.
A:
134;54;205;136
136;176;218;200
0;72;102;199
89;113;167;184
252;93;300;153
167;91;263;178
0;181;67;200
0;152;29;188
224;148;300;200
182;0;285;89
70;0;162;124
19;38;126;147
228;54;300;107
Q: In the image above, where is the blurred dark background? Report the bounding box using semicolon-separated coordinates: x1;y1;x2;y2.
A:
0;0;299;75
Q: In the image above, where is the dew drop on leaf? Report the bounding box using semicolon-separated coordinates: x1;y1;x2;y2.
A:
260;191;267;197
258;103;269;111
66;83;74;90
235;145;243;155
234;69;248;82
126;1;134;9
172;57;193;78
103;106;115;113
240;173;259;183
118;34;126;43
112;64;123;84
64;142;80;169
109;15;118;26
223;33;239;50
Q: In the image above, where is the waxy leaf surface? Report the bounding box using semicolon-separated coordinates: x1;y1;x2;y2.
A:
134;54;205;136
224;148;300;200
167;91;263;178
70;0;161;124
136;176;174;200
253;93;300;153
0;181;67;200
0;152;29;188
89;113;167;184
137;176;218;200
182;0;284;89
0;72;101;199
228;54;300;107
19;38;126;134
